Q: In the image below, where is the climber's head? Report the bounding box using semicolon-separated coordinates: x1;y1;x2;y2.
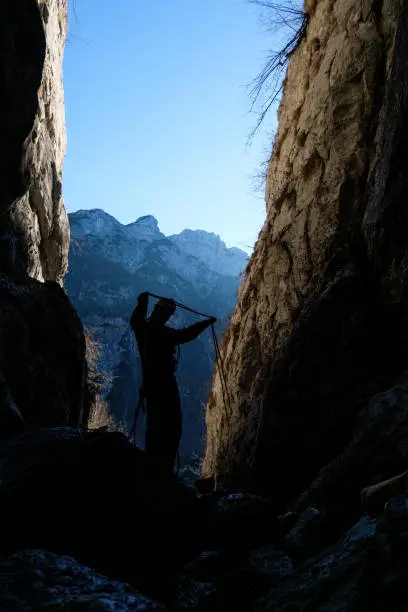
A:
150;298;176;324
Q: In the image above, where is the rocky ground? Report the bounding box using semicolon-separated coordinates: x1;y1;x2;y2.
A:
1;425;408;611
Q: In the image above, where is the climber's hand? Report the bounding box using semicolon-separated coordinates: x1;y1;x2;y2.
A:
137;291;149;304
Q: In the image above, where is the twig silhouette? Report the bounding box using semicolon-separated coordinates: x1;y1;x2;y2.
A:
248;1;309;140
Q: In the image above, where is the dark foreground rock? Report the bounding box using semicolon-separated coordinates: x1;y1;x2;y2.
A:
179;510;408;611
255;516;380;612
0;549;166;611
0;274;89;436
204;492;278;553
284;507;329;565
2;426;408;610
0;427;200;601
295;385;408;537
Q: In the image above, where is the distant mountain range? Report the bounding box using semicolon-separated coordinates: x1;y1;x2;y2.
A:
65;209;248;465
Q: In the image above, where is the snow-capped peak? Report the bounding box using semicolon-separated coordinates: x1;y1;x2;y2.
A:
68;209;248;278
125;215;162;240
169;229;248;277
69;209;121;237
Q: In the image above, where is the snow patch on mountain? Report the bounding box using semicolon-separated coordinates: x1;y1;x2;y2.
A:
70;209;122;237
125;215;162;240
69;210;248;278
169;229;248;277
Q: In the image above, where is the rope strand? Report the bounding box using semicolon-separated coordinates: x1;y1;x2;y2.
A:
147;292;214;319
148;292;233;419
211;324;233;422
130;293;233;457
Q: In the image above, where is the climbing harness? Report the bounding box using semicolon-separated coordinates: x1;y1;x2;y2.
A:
128;292;233;464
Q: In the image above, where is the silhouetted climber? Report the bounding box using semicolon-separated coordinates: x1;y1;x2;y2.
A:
130;291;216;473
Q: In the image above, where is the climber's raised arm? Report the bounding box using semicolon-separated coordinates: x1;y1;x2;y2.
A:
166;317;216;345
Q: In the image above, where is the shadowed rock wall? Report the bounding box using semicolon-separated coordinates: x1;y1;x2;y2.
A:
0;0;69;282
0;0;89;434
204;0;408;511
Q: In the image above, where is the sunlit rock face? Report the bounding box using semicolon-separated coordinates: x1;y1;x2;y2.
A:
169;229;248;277
203;0;408;505
0;0;89;435
0;0;69;282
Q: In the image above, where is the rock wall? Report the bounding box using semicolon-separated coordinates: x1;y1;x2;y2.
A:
0;276;88;435
0;0;89;434
203;0;408;507
0;0;69;282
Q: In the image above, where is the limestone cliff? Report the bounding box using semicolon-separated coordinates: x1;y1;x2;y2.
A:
0;0;88;434
0;0;69;282
203;0;408;506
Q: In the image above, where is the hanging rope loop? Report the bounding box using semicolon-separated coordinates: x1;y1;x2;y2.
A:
147;292;214;320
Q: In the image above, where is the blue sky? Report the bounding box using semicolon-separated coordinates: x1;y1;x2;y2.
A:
63;1;282;251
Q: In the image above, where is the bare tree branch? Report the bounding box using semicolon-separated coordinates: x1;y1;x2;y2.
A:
248;0;309;140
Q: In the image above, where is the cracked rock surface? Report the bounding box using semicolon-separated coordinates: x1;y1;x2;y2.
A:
203;0;408;509
0;0;69;282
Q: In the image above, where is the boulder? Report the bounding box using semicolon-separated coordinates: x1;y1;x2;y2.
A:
277;512;300;535
0;428;201;600
0;549;166;611
383;488;408;552
0;274;89;434
295;385;408;536
183;551;232;583
247;545;293;582
204;492;278;552
174;576;216;612
362;471;408;516
255;516;380;611
284;507;329;564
